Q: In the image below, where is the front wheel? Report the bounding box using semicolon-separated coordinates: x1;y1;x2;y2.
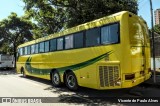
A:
21;68;27;77
66;72;78;90
51;71;61;87
22;70;27;77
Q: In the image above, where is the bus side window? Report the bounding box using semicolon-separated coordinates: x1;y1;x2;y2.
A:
20;48;23;56
45;41;49;52
35;44;39;54
57;37;64;50
50;39;57;51
24;46;28;55
39;42;45;53
65;35;73;49
85;27;100;47
101;23;119;44
27;46;31;55
31;45;35;54
22;47;25;55
74;32;84;48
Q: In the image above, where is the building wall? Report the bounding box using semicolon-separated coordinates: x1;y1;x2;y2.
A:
155;42;160;57
150;32;160;57
154;9;160;25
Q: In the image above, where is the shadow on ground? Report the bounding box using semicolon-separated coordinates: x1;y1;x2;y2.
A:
0;69;16;75
16;72;160;105
43;82;160;106
20;75;154;105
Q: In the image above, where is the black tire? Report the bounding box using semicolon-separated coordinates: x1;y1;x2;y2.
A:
51;71;61;87
21;68;26;77
22;70;26;77
65;71;78;90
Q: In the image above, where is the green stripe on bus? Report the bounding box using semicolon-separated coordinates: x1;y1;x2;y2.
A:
25;51;113;75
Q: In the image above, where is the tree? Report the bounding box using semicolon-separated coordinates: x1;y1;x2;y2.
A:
51;0;138;28
23;0;66;36
22;0;138;32
0;12;35;67
154;24;160;35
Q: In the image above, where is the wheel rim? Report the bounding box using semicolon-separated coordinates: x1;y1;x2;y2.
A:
52;73;60;85
67;75;75;88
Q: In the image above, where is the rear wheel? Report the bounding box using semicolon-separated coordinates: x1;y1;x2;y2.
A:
66;72;78;90
51;71;61;87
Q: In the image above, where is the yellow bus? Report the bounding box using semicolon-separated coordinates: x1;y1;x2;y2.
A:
16;11;151;90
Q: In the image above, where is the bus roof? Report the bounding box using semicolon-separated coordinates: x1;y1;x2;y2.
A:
17;11;135;48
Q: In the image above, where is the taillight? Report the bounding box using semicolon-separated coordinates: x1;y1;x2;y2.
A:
125;74;135;80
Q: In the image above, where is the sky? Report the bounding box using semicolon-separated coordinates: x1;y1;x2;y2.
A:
0;0;24;20
0;0;160;28
138;0;160;28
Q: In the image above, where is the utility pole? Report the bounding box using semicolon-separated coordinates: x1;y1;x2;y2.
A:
149;0;156;83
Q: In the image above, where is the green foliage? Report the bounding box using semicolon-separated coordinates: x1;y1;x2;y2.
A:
23;0;138;33
0;12;35;55
54;0;138;28
0;42;12;54
23;0;66;36
154;24;160;35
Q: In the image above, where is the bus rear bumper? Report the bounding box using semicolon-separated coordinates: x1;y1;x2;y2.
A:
121;73;151;88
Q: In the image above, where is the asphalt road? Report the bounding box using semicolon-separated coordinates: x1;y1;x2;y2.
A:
0;69;160;106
